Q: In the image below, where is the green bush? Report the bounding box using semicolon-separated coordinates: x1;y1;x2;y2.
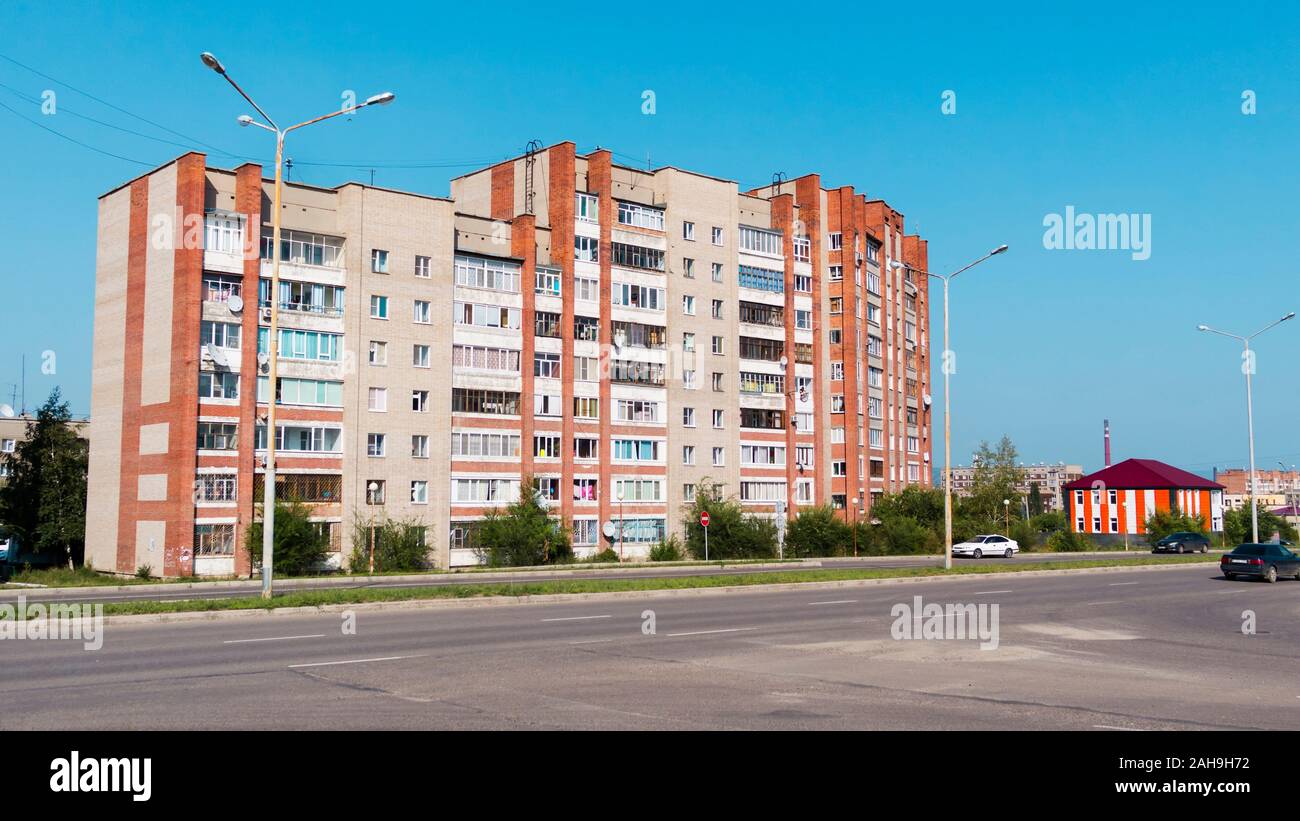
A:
1143;510;1208;546
473;484;573;567
784;506;852;558
135;564;152;580
587;547;619;563
681;485;777;560
874;515;940;555
245;498;332;576
648;535;684;562
1010;519;1039;551
349;515;431;573
1224;505;1298;545
1046;529;1091;552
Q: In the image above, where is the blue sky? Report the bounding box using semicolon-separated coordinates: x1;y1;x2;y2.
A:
1;0;1297;477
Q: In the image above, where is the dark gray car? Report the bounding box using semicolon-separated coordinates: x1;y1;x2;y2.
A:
1153;531;1210;554
1221;544;1300;583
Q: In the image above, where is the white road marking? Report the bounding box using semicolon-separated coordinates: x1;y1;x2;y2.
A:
541;614;612;622
1108;582;1140;587
1084;600;1124;606
974;590;1013;595
1093;724;1145;731
223;634;325;644
666;627;758;638
808;600;857;606
288;655;418;669
569;638;613;645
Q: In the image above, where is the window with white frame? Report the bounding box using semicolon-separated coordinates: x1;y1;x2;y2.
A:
413;344;430;368
367;433;386;457
575;193;598;222
682;221;695;241
368;387;387;412
415;255;430;278
574;236;599;263
411;481;428;504
454;254;520;293
371;249;389;273
412;435;429;458
413;300;431;323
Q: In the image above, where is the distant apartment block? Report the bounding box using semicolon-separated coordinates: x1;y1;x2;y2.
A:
86;144;933;576
939;462;1083;512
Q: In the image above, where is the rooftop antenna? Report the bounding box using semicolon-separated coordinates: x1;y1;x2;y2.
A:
770;171;787;199
524;139;542;215
285;157;293;182
20;354;25;415
369;168;376;187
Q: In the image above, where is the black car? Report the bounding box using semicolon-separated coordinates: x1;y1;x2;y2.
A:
1221;544;1300;583
1152;531;1210;554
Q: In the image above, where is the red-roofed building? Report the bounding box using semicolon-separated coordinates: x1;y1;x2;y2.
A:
1063;458;1225;536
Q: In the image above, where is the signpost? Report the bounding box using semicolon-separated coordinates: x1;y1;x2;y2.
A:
700;510;710;561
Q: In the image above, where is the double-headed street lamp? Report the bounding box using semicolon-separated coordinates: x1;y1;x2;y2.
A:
1198;312;1295;544
201;52;395;599
891;244;1008;570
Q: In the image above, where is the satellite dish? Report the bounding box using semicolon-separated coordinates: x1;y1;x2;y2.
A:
601;521;617;539
923;452;930;462
227;294;244;313
922;393;932;406
0;404;13;418
779;355;789;368
204;344;229;368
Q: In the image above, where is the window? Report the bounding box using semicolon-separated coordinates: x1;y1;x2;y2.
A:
612;283;665;311
794;274;811;293
615;399;662;423
452;345;520;372
683;369;696;389
370;295;388;319
683;483;697;501
197;421;238;450
612;320;666;349
534;435;562;459
454;254;521;292
412;390;429;412
574;276;598;302
740;408;786;429
738;264;783;293
742;445;785;466
535;311;562;338
682;407;696;427
867;335;882;356
367;433;386;457
865;240;880;263
794;309;811;330
610;360;666;386
829;264;843;281
741;481;788;503
455;302;520;330
682;445;696;465
682;221;695;241
368;340;387;366
682;295;696;315
612;439;662;463
616;201;665;230
712;335;725;355
259;328;341;362
683;257;695;278
576;193;598;222
413;344;430;368
611;241;665;271
712;409;725;428
739;301;783;327
573;519;599;545
368;387;387;411
200;321;241;350
1108;489;1118;505
739;226;782;256
262;230;344;268
738;336;784;362
412;435;429;458
260;278;345;316
199;371;238;400
868;367;883;388
415;255;431;278
828;232;843;251
833;460;847;477
573;397;600;419
534;477;561;502
793;236;810;262
830;329;842;345
413;300;431;323
682;332;695;352
451;431;521;458
202;275;242;303
712;446;725;467
711;299;723;319
574;315;600;341
534;394;563;416
195;473;238;503
573;437;599;460
573;478;599;501
204;213;244;254
616;518;667;544
451;478;520;504
371;249;389;273
574;356;599;382
867;303;880;324
1110;516;1119;532
712;372;724;391
574;236;599;263
831;361;844;381
410;481;428;504
194;524;236;556
830;297;843;314
738;372;784;395
534;352;561;379
366;480;386;505
535;267;562;297
614;478;663;502
711;262;723;282
711;226;724;245
452;389;521;416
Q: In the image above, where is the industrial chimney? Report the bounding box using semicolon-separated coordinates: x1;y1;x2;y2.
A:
1104;419;1112;467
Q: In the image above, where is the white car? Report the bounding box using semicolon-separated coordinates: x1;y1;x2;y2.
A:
952;534;1019;559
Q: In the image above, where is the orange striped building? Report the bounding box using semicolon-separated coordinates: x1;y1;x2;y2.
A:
1063;458;1224;536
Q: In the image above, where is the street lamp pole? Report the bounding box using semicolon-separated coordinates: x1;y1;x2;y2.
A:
201;52;395;599
1198;312;1295;544
892;245;1008;570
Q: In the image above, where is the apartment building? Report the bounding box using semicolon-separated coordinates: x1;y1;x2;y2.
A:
86;143;931;576
940;462;1085;512
0;414;90;486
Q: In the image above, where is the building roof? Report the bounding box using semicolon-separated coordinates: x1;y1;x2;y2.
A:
1063;458;1224;491
1272;505;1300;517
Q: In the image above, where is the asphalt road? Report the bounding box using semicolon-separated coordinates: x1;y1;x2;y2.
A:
0;550;1210;606
2;561;1295;730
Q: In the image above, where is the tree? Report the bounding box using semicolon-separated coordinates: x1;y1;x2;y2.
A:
0;388;88;568
1224;505;1299;546
871;486;944;532
349;514;431;572
1027;482;1044;517
1143;509;1208;546
784;506;851;558
961;436;1023;529
682;483;777;560
474;481;573;567
245;498;332;576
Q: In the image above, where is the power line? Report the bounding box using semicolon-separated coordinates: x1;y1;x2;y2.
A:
0;98;156;166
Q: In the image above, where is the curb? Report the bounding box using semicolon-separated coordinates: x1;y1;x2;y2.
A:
80;558;1222;627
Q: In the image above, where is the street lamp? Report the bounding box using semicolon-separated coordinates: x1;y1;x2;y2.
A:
891;244;1008;569
1003;498;1010;536
1198;311;1295;543
616;488;625;562
201;52;395;599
